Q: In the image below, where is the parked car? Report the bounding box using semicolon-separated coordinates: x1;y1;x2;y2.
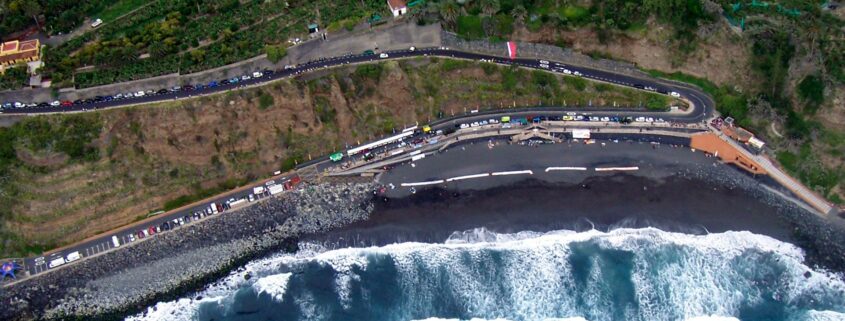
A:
134;91;145;97
61;100;73;107
670;91;681;98
37;102;49;107
379;53;389;58
241;75;251;81
157;89;168;95
252;71;263;78
73;99;83;105
50;100;61;106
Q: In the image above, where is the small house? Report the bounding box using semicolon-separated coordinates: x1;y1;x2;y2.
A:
387;0;408;17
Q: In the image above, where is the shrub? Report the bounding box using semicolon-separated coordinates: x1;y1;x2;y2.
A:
0;64;28;90
563;76;587;91
258;92;275;110
457;15;485;39
265;45;287;63
354;64;383;81
797;75;824;113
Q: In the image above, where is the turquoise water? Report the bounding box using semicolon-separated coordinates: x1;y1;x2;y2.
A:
127;228;845;321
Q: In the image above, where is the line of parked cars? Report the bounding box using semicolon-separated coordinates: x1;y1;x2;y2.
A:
456;114;666;130
122;175;301;245
1;70;274;111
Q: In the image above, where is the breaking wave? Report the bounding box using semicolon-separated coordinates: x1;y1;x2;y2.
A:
126;228;845;321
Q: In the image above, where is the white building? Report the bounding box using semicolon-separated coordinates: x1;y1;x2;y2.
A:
387;0;407;17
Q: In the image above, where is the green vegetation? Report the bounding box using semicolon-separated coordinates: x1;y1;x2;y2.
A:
0;114;102;256
34;0;388;88
457;15;485;39
405;58;674;111
435;0;713;47
163;177;250;211
95;0;150;23
258;92;274;110
797;75;824;114
0;64;29;90
354;64;384;82
0;0;119;35
644;69;749;125
265;45;288;64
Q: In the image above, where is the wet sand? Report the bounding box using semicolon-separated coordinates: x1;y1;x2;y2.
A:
312;174;795;247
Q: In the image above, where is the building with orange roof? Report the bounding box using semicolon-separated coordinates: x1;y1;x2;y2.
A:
387;0;408;17
0;39;41;69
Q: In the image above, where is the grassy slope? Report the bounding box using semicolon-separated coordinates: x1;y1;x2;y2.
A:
0;58;674;257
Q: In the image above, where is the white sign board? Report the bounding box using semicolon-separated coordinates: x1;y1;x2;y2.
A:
572;129;591;139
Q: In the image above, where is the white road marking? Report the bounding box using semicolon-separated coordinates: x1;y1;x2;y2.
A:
446;173;490;182
491;170;534;176
545;167;588;172
401;180;445;187
595;167;639;172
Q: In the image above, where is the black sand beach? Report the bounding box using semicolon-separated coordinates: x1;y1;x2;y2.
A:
307;138;845;272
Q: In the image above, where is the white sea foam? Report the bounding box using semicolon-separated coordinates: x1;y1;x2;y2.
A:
252;272;291;301
125;227;845;321
794;310;845;321
684;316;741;321
410;318;588;321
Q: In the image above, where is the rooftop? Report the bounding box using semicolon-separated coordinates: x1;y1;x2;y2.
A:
388;0;407;9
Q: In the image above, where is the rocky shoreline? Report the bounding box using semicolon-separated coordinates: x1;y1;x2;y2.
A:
4;141;845;321
0;182;375;321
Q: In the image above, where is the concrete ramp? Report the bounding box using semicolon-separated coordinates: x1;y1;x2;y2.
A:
690;133;765;175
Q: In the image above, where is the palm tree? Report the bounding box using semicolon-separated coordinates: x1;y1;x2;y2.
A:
480;0;500;16
440;1;460;28
511;5;527;25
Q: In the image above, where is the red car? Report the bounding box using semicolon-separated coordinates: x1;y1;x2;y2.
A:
60;101;73;107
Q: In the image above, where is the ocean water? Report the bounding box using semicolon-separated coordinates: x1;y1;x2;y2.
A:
126;228;845;321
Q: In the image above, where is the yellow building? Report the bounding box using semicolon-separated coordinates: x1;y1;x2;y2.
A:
0;39;41;68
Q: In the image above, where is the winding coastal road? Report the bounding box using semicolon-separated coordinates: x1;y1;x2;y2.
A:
6;47;721;281
0;47;714;121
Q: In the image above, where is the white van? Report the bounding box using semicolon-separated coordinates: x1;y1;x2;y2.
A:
48;257;66;269
112;235;121;248
66;251;81;262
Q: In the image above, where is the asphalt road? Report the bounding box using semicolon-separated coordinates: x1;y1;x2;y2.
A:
11;47;717;278
0;48;713;121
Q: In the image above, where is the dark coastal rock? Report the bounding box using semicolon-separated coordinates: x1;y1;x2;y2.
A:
0;182;374;321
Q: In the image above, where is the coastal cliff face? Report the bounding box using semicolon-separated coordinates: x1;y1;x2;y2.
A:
0;182;374;321
1;58;659;258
